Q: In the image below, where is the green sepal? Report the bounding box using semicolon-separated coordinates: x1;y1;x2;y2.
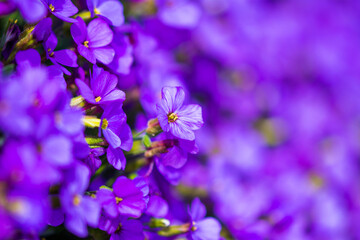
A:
142;135;152;148
149;218;170;228
157;223;190;237
99;185;112;190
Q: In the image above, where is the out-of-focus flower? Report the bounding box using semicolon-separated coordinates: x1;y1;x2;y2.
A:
60;163;100;237
9;0;46;22
156;0;201;29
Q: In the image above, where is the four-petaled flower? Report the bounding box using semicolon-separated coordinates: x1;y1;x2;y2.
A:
157;86;203;141
71;16;115;64
187;198;222;240
87;0;125;27
97;176;149;218
76;65;125;105
40;0;78;23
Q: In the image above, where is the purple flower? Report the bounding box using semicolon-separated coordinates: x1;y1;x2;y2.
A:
84;147;105;174
145;195;169;218
97;176;149;218
9;0;46;23
33;18;78;75
43;32;78;75
15;49;41;70
188;198;221;240
106;32;134;75
157;86;203;141
33;17;52;42
100;104;132;150
0;2;15;16
87;0;125;27
71;17;115;64
106;146;127;170
157;0;201;29
1;19;20;60
60;162;100;237
75;65;125;105
157;135;199;169
40;0;78;23
6;188;49;233
98;215;144;240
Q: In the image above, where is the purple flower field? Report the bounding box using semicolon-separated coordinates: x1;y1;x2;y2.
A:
0;0;360;239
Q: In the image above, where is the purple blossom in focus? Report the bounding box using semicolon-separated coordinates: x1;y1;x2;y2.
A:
98;215;144;240
40;0;78;23
71;17;115;64
87;0;125;27
188;198;221;240
97;176;149;218
157;86;203;141
76;65;125;105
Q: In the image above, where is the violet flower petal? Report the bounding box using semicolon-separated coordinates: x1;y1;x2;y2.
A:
71;17;87;45
97;0;124;27
107;146;126;170
78;45;96;64
93;46;115;64
190;198;206;221
87;18;113;48
53;49;78;67
75;79;95;103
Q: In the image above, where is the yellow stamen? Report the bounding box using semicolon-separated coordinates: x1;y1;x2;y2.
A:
115;197;123;204
95;96;102;102
167;112;178;123
94;8;101;15
83;41;89;48
33;97;41;107
191;221;197;231
8;200;25;214
115;223;122;233
49;4;55;12
101;118;109;130
73;195;81;206
48;48;54;57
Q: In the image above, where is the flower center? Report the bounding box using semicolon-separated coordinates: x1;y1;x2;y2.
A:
101;118;109;130
8;200;25;214
191;221;197;231
94;8;101;15
95;96;102;102
49;4;55;12
115;197;123;204
115;223;123;233
73;194;81;206
47;48;54;57
167;112;178;123
83;41;89;48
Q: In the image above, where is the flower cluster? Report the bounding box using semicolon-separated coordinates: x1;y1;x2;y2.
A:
1;0;360;239
0;0;214;239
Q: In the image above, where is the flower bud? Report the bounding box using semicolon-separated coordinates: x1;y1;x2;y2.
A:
149;218;170;228
146;118;163;137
